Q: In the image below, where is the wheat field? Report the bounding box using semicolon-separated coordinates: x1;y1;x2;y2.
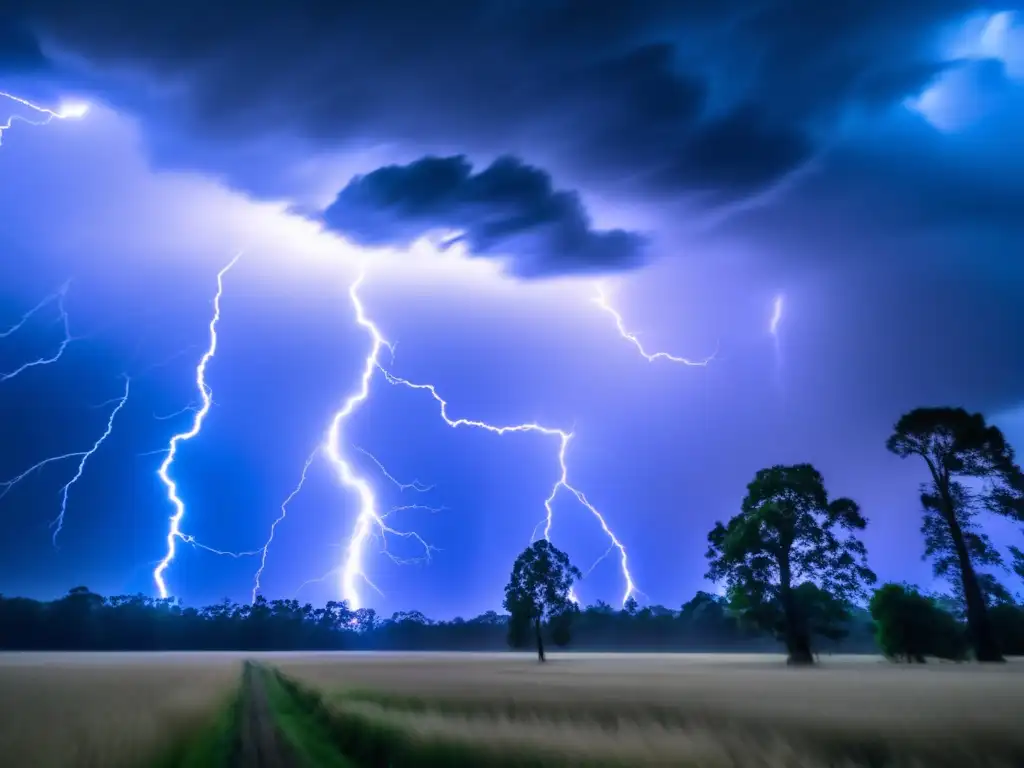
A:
2;652;1023;766
274;651;1024;766
0;652;240;767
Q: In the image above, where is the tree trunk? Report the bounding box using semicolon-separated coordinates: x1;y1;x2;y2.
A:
939;480;1004;662
779;557;814;666
534;617;545;662
784;628;814;666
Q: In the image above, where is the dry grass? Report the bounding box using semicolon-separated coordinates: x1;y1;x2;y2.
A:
273;652;1024;766
330;696;840;766
0;652;241;767
5;651;1022;766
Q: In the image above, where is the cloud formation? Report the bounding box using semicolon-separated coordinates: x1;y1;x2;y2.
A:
321;155;647;278
8;1;1018;219
3;0;1023;415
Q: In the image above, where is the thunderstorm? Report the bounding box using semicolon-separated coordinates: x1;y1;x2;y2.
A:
248;272;726;610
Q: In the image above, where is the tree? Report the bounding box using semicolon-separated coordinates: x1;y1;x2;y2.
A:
887;407;1024;662
869;583;967;662
793;582;851;652
1010;542;1024;586
989;603;1024;656
503;540;581;662
550;604;578;648
706;464;876;665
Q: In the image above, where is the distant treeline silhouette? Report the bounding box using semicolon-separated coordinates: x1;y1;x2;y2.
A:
0;587;879;653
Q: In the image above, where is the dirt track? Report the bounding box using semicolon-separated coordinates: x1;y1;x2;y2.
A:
234;663;298;768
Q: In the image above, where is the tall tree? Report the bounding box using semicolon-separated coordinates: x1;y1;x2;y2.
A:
887;407;1024;662
1010;542;1024;586
503;540;581;662
706;464;876;665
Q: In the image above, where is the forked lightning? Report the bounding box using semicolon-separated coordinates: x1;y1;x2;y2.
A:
153;253;245;599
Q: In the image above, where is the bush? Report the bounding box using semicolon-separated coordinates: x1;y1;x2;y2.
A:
869;583;967;662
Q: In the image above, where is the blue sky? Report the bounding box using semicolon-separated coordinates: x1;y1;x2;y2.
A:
1;2;1022;618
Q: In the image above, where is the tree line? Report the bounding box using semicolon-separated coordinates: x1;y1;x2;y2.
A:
503;407;1024;663
2;406;1022;662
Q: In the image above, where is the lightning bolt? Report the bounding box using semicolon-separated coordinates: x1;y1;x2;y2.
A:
317;274;636;610
323;272;438;611
153;253;241;599
770;294;784;383
0;451;88;502
0;281;68;340
356;447;434;492
378;367;636;607
0;281;75;382
594;284;717;365
1;91;89;146
0;282;96;507
770;294;784;338
50;374;131;545
251;448;318;604
264;444;443;605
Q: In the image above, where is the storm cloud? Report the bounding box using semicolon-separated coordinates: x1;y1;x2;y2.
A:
321;155;647;278
6;0;1018;219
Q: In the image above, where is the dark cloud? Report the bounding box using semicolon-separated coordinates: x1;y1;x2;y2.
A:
321;155;647;278
0;17;48;74
5;0;1024;415
8;0;1009;211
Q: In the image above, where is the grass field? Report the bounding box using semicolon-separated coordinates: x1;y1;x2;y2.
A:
0;652;240;767
2;652;1023;766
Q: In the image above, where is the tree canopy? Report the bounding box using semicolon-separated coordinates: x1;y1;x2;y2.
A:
503;540;582;661
869;583;968;663
706;463;876;664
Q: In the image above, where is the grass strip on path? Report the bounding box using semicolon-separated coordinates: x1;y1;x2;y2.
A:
147;681;242;768
270;667;689;767
258;665;354;768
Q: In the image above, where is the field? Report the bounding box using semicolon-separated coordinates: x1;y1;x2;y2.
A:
2;651;1023;766
0;652;240;767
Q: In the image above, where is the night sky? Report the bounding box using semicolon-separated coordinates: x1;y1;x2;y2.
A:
1;2;1022;619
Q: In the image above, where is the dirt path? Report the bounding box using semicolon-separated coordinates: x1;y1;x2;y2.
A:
233;662;301;768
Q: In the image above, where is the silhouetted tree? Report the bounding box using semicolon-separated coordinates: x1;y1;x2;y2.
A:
887;407;1024;662
1010;542;1024;586
503;540;581;662
706;464;876;665
869;583;967;662
793;582;851;651
989;602;1024;656
550;604;578;648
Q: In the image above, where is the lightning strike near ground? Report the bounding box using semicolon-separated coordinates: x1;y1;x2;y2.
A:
153;253;241;599
251;449;319;604
51;375;132;545
0;91;89;146
593;284;717;366
0;281;75;382
323;272;437;611
378;368;638;608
